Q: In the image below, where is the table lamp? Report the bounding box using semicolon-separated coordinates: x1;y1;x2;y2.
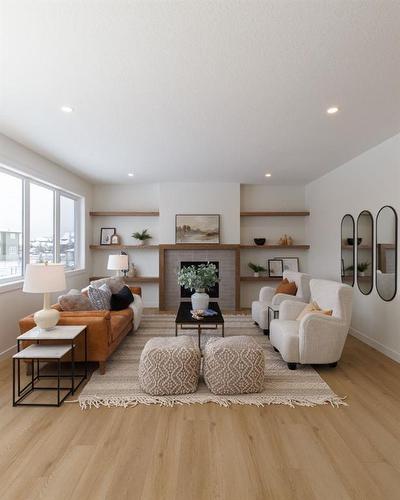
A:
23;263;66;330
107;254;128;277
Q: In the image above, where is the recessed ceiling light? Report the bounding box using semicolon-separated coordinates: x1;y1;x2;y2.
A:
128;173;134;177
60;105;74;113
326;106;339;115
265;173;272;178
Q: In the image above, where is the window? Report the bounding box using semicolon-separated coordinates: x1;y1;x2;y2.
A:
60;195;76;269
0;166;83;285
30;183;54;264
0;171;23;281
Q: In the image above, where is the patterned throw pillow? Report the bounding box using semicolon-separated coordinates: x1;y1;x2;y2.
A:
58;293;93;311
88;283;112;310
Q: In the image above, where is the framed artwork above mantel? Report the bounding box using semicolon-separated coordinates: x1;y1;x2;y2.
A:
175;214;220;244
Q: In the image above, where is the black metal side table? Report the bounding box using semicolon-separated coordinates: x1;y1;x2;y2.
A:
266;304;280;335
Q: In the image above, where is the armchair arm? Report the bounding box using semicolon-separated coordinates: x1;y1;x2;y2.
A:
299;314;346;364
272;294;306;306
279;300;308;320
259;286;275;303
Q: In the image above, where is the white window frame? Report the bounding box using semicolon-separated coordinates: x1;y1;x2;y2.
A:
0;165;84;289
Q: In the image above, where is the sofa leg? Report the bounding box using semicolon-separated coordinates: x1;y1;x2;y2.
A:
273;347;279;352
263;329;269;336
287;363;297;370
99;361;106;375
328;361;338;368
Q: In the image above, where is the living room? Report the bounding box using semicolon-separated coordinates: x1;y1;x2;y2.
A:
1;1;400;499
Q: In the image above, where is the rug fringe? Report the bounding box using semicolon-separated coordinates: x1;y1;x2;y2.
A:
78;394;348;410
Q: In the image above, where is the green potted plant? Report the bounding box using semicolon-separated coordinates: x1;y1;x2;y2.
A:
132;228;152;246
177;262;219;310
248;262;267;278
346;262;370;277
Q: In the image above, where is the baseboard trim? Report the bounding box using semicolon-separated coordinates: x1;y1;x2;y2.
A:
0;344;16;361
349;327;400;363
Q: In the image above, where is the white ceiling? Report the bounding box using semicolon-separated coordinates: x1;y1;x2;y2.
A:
1;1;399;185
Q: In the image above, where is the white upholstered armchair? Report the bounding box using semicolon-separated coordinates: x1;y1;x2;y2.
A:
270;279;353;370
251;271;311;334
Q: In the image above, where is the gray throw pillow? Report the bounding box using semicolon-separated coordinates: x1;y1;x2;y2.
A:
58;294;93;311
88;283;112;310
90;277;125;294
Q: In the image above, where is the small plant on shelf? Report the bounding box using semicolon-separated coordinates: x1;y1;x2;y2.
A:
132;229;152;246
346;262;370;276
248;262;267;277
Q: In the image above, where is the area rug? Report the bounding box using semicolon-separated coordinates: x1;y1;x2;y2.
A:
78;314;347;409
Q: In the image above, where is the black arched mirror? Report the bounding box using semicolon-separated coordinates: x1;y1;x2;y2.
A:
357;210;373;295
376;206;397;301
341;214;355;286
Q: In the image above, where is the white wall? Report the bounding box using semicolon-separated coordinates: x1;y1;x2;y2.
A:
306;133;400;362
240;185;308;307
0;134;92;359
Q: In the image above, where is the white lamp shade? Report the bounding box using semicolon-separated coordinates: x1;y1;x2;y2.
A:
107;254;128;271
23;263;66;293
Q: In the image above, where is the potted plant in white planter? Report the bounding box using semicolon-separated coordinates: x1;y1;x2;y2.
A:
132;229;152;246
248;262;267;278
177;262;219;311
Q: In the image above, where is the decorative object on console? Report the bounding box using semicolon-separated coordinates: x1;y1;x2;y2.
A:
132;228;152;245
268;259;283;277
107;254;129;277
253;238;266;246
100;227;116;245
127;263;136;277
280;257;299;273
175;214;220;244
177;262;219;311
287;236;293;246
23;263;66;330
248;262;267;278
110;233;121;245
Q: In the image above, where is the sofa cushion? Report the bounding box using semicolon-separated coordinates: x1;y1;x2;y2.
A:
88;284;112;310
110;310;132;342
58;293;93;311
111;285;134;311
90;277;125;294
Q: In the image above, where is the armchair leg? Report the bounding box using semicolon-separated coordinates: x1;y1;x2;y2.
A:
263;329;269;336
287;363;297;370
328;362;338;368
273;347;279;352
254;321;259;326
99;361;106;375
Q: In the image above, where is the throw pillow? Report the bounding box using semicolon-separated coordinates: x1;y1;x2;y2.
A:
90;277;125;294
275;278;298;296
110;285;134;311
58;293;93;311
296;301;333;321
88;283;112;310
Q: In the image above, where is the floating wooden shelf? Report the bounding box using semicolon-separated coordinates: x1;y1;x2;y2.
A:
240;211;310;217
89;276;159;283
240;244;310;249
89;211;159;217
240;276;282;282
90;244;159;250
342;245;372;250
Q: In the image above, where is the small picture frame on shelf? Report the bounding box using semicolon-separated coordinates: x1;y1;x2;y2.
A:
268;259;283;277
100;227;116;245
111;233;121;245
279;257;300;273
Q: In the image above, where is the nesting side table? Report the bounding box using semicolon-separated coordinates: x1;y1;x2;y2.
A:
13;325;87;407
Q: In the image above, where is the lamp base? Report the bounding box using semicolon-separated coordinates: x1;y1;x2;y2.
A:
34;308;60;330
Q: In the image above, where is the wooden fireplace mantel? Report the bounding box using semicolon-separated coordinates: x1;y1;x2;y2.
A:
158;244;240;310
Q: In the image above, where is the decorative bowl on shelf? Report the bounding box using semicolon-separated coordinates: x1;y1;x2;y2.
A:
253;238;266;246
347;238;362;245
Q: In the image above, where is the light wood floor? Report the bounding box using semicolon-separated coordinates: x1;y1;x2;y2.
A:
1;319;400;500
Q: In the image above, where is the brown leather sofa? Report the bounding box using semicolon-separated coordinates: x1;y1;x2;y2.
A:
18;286;141;375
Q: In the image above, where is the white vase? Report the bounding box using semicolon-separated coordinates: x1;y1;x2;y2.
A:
254;272;260;278
191;290;209;311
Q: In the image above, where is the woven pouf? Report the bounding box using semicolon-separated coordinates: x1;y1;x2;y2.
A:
203;336;265;395
139;336;201;396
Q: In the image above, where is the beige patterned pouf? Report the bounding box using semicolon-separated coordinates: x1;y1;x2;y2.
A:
203;336;265;395
139;336;201;396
